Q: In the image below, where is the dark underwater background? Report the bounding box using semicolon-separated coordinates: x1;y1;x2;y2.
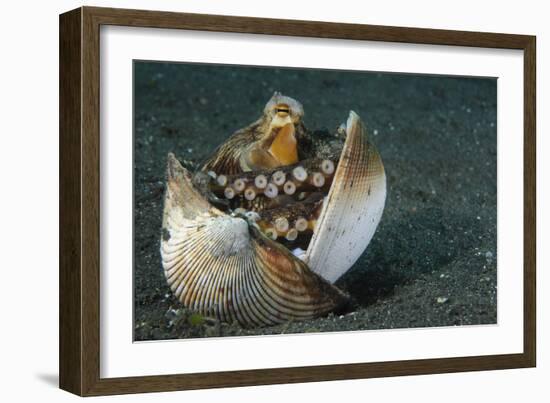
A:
133;61;497;340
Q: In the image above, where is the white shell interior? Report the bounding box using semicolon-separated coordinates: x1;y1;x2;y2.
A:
304;112;387;283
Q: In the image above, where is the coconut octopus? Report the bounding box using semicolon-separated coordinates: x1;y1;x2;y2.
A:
161;93;386;327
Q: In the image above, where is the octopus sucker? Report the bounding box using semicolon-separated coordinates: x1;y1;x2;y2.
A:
292;166;308;182
233;178;246;192
264;227;278;240
161;93;386;327
321;159;335;175
216;174;228;187
311;172;325;188
254;174;268;189
224;187;235;199
285;228;299;241
295;217;309;232
207;158;336;203
272;170;286;186
283;181;296;195
244;188;256;201
264;183;279;199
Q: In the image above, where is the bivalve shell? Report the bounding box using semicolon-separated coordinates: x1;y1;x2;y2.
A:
161;154;349;327
304;111;386;283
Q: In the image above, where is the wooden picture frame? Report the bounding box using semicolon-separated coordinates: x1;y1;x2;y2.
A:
59;6;536;396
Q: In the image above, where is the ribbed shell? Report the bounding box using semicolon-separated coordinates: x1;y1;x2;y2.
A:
161;154;348;327
305;111;386;283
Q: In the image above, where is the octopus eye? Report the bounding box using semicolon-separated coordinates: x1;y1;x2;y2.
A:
275;104;290;116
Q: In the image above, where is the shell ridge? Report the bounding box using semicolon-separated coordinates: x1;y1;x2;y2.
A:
242;257;282;325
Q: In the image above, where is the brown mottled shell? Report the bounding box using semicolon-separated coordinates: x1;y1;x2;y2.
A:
161;155;348;327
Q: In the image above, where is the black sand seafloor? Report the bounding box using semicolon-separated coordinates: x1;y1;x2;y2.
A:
133;61;497;341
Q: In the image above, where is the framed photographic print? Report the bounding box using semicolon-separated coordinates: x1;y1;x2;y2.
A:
59;6;536;396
